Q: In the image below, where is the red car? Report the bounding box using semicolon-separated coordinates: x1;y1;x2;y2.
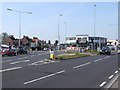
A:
2;48;16;57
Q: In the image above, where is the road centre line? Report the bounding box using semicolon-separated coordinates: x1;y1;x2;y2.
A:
99;81;106;87
73;62;91;69
94;58;103;62
109;75;114;79
24;70;65;85
0;67;22;73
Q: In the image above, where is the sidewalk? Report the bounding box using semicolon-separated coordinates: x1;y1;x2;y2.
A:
111;76;119;89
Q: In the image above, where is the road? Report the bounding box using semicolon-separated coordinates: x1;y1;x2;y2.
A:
1;51;119;88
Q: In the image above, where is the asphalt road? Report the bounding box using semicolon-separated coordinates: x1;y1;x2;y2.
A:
1;51;119;88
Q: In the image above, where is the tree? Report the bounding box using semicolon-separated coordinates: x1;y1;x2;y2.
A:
2;32;9;44
55;40;58;46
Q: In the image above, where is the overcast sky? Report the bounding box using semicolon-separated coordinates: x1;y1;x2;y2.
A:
2;2;118;43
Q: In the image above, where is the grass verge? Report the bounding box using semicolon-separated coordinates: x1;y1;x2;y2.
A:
55;52;90;60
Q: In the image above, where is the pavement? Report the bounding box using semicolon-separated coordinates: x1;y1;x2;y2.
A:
1;51;119;88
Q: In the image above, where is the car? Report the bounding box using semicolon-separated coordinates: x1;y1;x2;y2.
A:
17;47;27;54
43;47;48;51
1;48;16;57
100;46;111;55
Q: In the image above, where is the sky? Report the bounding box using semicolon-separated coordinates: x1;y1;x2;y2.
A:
1;2;118;43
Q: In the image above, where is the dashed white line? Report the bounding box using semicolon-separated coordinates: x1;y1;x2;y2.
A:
73;62;91;69
115;70;118;74
94;58;103;62
29;60;43;65
24;70;65;85
104;56;110;59
0;67;22;72
38;54;41;55
30;55;35;57
109;75;114;79
10;61;21;65
100;81;106;87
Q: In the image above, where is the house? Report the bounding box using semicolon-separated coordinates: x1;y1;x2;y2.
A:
5;35;16;46
21;36;32;47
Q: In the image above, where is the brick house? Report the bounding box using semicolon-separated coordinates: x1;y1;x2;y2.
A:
5;35;16;46
21;36;32;47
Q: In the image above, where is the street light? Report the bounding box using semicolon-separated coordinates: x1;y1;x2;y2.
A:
58;13;62;50
94;5;96;51
64;21;67;48
7;8;32;47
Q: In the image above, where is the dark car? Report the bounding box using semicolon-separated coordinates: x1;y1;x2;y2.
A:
1;48;16;57
17;47;27;54
100;46;111;55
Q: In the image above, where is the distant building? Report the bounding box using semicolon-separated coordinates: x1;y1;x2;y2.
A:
66;34;107;49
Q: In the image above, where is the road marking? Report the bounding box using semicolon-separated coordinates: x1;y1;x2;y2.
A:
73;62;91;69
100;81;106;87
0;67;22;72
109;75;114;79
115;70;118;74
17;57;27;60
119;68;120;70
30;55;35;57
22;60;29;62
38;54;41;55
94;58;103;62
104;56;110;59
24;70;65;85
29;60;43;65
10;61;21;64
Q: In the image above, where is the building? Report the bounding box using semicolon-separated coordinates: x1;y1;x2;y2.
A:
66;34;107;49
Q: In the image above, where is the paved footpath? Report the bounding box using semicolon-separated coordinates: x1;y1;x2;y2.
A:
111;77;119;89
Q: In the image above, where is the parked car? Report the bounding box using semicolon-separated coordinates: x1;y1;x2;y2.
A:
107;45;115;50
17;47;27;54
43;47;48;51
100;46;111;55
2;48;16;57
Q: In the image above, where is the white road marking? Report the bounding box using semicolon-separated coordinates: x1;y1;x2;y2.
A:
29;60;43;65
115;70;118;74
10;61;21;64
109;75;114;79
17;57;27;60
73;62;91;69
94;58;103;62
0;67;22;72
119;68;120;70
24;70;65;85
30;55;35;57
104;56;110;59
22;60;29;62
38;54;41;55
100;81;106;87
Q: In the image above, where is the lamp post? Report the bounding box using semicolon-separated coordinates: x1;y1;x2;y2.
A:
64;21;67;48
58;14;62;50
94;5;96;51
7;8;32;47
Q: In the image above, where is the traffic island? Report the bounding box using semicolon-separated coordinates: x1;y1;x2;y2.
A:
55;52;90;60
